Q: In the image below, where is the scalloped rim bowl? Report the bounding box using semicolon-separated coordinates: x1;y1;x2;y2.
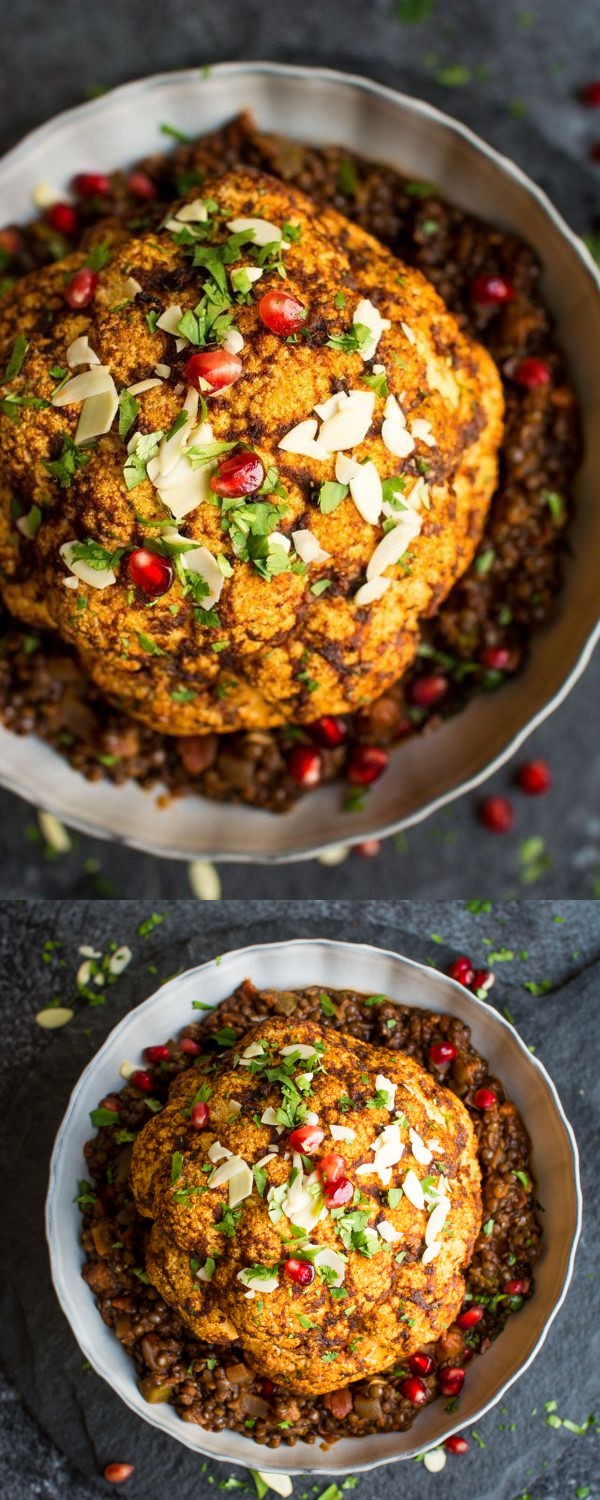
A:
1;63;599;863
46;938;581;1475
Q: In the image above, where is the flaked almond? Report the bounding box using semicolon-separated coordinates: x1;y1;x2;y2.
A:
238;1267;279;1294
66;335;100;368
402;1169;425;1211
127;378;163;396
291;528;331;565
330;1124;356;1142
410;417;436;448
348;460;382;524
278;418;329;460
51;367;114;405
377;1219;402;1244
366;513;422;581
60;540;116;590
354;577;390;606
353;297;391;360
222;328;245;354
226;215;288;246
75;382;119;443
318;390;375;451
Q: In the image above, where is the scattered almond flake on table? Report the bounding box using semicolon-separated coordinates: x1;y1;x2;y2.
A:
188;860;222;900
352;297;391;360
317;845;349;866
252;1473;293;1498
423;1448;447;1473
35;1007;74;1030
37;810;72;854
107;945;132;976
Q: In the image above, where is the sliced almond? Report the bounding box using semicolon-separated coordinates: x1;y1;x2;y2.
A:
66;335;100;369
60;540;116;590
318;390;375;452
354;577;391;606
226;215;286;246
291;528;331;565
278;418;329;461
51;367;115;406
353;297;391;360
75;382;119;443
402;1169;425;1211
348;460;382;525
127;378;163;396
366;514;422;581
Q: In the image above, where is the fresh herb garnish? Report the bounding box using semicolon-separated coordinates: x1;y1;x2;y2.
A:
4;332;28;381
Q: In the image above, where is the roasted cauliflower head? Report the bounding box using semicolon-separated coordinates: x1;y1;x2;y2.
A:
130;1015;482;1393
0;169;503;736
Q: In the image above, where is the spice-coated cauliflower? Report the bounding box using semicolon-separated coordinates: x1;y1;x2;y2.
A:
131;1016;482;1394
0;170;503;735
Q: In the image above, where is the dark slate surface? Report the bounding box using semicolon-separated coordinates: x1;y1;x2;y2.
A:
0;0;599;900
0;900;598;1500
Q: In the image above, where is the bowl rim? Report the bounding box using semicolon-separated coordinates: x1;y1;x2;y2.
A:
45;936;583;1475
1;59;599;864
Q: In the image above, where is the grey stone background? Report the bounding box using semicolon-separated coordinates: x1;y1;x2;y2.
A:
0;0;599;901
0;900;598;1500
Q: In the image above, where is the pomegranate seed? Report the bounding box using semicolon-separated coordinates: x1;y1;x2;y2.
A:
515;758;552;796
471;274;515;305
582;80;600;106
504;1278;530;1295
439;1366;465;1397
471;968;494;993
354;839;382;859
0;227;23;257
456;1306;483;1329
318;1152;346;1183
444;1434;469;1454
130;1069;154;1093
143;1044;170;1064
346;744;388;785
127;548;174;597
409;673;449;709
191;1102;210;1128
400;1376;428;1406
288;1124;325;1153
409;1352;434;1377
65;267;98;309
262;1378;274;1397
311;715;347;748
448;956;475;987
210;450;265;498
513;357;551;389
480;645;511;671
103;1464;135;1484
323;1175;354;1206
288;745;323;789
127;170;157;200
47;202;78;237
73;171;110;198
179;1037;201;1056
473;1087;496;1110
429;1041;457;1066
478;795;515;833
183;349;242;392
258;289;307;335
283;1258;315;1286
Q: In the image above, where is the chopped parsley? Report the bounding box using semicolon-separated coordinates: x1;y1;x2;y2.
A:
326;322;372;355
319;991;337;1018
73;1179;97;1207
337;159;359;197
317;480;348;515
89;1107;119;1128
160;121;191;143
362;369;389;397
215;1204;243;1237
311;578;332;596
85;240;112;271
171;1151;184;1183
4;332;28;381
45;434;93;489
118;389;139;439
123;428;164;490
137;632;167;656
69;538;125;572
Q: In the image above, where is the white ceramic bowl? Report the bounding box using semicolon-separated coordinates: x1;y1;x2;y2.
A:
2;63;599;863
46;938;581;1476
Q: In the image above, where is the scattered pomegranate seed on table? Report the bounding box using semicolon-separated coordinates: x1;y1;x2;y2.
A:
582;80;600;106
288;1124;324;1153
456;1306;484;1329
473;1087;497;1110
72;171;110;197
471;274;515;305
448;955;475;987
191;1102;210;1128
515;758;553;795
65;267;98;309
258;289;307;334
130;1069;154;1094
179;1037;201;1056
143;1044;170;1064
46;202;78;236
288;745;323;789
318;1152;346;1183
127;170;158;199
429;1041;458;1066
283;1258;315;1286
478;795;515;833
513;356;551;388
439;1366;466;1397
323;1175;354;1206
311;714;347;748
444;1434;470;1454
210;450;265;497
400;1375;428;1405
409;1352;434;1377
409;673;449;708
354;839;382;858
471;968;495;993
183;349;243;392
127;549;174;598
346;744;389;784
103;1463;135;1483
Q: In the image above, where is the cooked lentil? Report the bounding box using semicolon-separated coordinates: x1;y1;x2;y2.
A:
0;114;580;811
79;981;542;1445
